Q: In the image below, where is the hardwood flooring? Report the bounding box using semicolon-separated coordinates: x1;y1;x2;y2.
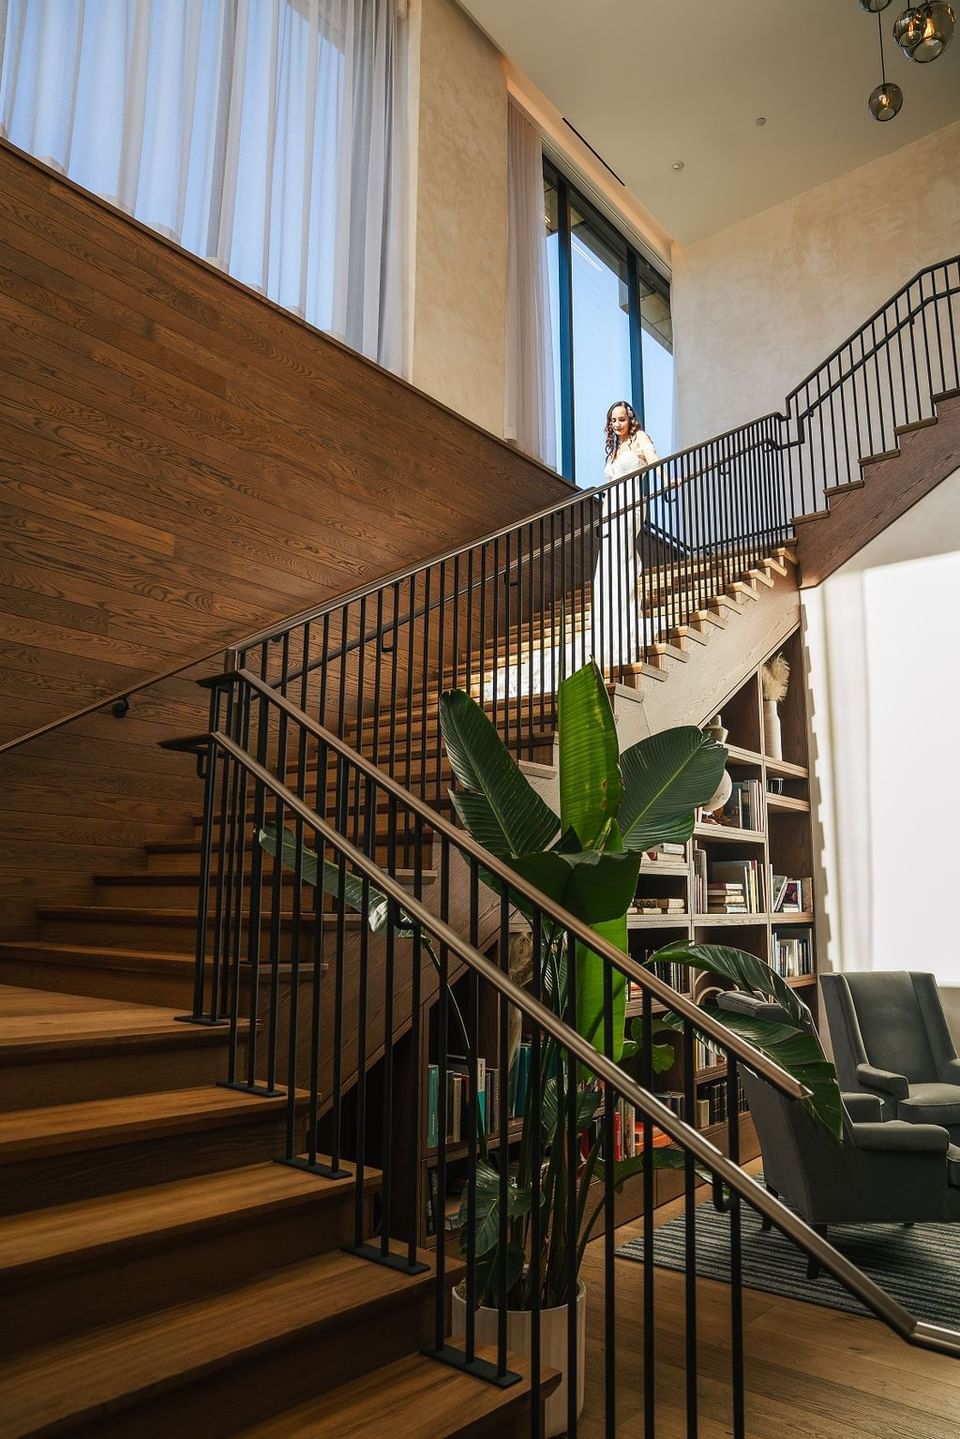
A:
578;1165;960;1437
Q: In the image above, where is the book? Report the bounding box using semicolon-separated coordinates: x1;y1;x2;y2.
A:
427;1064;439;1149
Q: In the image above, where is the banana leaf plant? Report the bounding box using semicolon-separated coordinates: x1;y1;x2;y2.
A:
438;661;842;1311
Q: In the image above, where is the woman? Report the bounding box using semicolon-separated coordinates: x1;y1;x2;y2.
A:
603;400;659;482
597;401;662;669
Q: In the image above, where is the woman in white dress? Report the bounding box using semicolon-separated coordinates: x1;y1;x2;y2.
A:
603;400;660;483
596;401;661;668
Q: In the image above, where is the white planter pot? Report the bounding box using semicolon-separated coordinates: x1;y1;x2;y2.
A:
762;700;782;760
451;1280;586;1437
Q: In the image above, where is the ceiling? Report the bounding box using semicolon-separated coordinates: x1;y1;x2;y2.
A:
458;0;960;246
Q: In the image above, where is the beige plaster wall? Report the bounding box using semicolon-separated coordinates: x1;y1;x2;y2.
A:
672;120;960;448
410;0;508;437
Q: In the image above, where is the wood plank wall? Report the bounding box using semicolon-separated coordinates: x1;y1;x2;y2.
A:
0;140;571;938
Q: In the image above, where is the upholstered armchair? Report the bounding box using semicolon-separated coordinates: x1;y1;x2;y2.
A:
821;971;960;1140
715;992;960;1273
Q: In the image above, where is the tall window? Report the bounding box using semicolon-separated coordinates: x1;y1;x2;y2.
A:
544;159;673;487
0;0;408;373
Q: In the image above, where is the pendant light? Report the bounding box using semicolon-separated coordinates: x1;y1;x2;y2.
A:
893;3;956;61
868;10;904;118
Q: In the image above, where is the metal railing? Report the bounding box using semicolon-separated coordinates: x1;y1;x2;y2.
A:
170;667;959;1439
3;257;957;767
217;256;960;801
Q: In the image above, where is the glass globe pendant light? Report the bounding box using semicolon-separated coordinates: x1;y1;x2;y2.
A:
859;0;893;10
893;3;956;61
869;11;904;118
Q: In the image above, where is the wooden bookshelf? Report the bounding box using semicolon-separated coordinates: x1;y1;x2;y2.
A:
400;626;816;1248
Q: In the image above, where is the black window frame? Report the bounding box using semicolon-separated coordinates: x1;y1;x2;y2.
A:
544;157;672;485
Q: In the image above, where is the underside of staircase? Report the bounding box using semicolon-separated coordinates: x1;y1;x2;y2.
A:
794;389;960;587
0;535;804;1436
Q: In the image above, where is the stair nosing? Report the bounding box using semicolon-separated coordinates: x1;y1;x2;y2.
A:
0;1247;439;1439
0;1161;372;1289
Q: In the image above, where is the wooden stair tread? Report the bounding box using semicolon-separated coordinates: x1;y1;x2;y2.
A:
0;986;240;1055
0;939;197;970
0;1246;436;1439
233;1347;547;1438
0;1085;307;1163
0;1160;368;1284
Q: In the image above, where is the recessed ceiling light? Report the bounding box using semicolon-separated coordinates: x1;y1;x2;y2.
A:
671;160;685;172
755;116;767;126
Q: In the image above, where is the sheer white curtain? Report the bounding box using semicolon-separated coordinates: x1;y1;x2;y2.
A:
804;520;960;989
504;102;556;468
0;0;407;373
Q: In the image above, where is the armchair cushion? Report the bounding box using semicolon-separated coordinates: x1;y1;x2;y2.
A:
856;1062;909;1100
842;1092;883;1122
948;1145;960;1188
897;1083;960;1127
851;1120;950;1155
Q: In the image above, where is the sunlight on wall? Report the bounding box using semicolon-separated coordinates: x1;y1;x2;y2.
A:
865;551;960;983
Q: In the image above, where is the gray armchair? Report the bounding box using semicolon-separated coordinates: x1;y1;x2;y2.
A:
716;992;960;1273
821;971;960;1139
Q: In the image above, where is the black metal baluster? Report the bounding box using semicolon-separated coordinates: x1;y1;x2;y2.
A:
641;988;655;1439
727;1054;745;1439
683;1018;698;1438
566;927;579;1438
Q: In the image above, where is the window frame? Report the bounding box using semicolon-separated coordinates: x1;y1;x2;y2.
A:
544;157;671;484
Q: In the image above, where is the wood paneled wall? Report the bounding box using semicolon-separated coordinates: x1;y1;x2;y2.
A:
0;140;571;938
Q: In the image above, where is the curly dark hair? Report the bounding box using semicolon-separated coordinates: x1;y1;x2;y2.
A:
604;400;641;460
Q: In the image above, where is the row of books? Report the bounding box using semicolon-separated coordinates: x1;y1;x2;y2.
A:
628;959;692;994
693;851;765;914
630;897;686;916
720;778;764;832
657;1083;748;1128
771;873;814;914
698;1077;749;1127
772;935;814;977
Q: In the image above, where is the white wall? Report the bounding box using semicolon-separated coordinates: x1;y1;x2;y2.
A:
671;121;960;448
802;463;960;1031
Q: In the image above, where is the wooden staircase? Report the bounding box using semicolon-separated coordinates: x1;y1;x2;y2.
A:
0;535;806;1434
0;983;551;1437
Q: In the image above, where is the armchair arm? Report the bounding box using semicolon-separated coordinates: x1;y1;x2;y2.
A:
842;1092;883;1122
856;1063;909;1100
852;1120;949;1154
942;1058;960;1083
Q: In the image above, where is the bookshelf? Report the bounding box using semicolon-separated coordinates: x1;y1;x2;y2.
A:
400;626;818;1246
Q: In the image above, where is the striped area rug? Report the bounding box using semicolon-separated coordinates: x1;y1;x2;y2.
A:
616;1196;960;1328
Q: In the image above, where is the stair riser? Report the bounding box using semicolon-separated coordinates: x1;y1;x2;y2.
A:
3;1186;374;1355
0;1109;307;1218
38;913;341;950
0;1033;250;1112
0;953;314;1015
52;1284;439;1439
0;953;194;1009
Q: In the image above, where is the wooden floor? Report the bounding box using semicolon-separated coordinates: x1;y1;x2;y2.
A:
578;1166;960;1438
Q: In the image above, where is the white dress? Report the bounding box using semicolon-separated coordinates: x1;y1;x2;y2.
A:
603;428;660;484
597;429;660;668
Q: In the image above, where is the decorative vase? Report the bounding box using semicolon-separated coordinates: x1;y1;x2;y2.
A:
451;1280;586;1437
763;700;782;760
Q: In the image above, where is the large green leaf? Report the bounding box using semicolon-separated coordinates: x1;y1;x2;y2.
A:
540;1079;602;1137
700;1003;843;1144
508;847;644;926
259;824;398;933
458;1159;534;1257
576;913;628;1063
652;942;808;1029
648;942;843;1143
618;728;727;853
440;689;559;858
557;661;621;850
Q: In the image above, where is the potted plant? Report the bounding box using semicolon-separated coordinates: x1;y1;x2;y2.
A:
438;661;839;1433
